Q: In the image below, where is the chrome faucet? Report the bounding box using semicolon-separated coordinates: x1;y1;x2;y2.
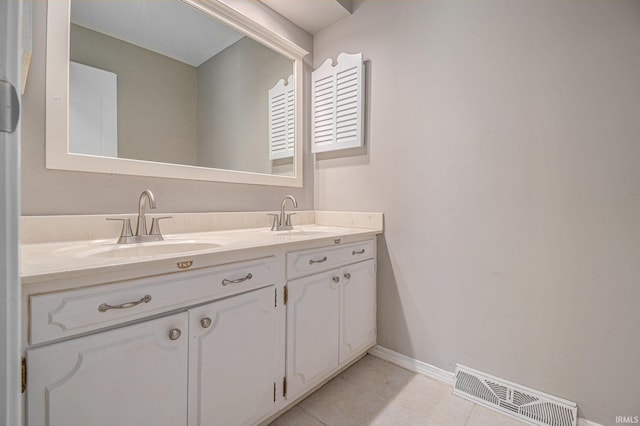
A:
136;189;156;236
107;190;171;244
269;195;298;231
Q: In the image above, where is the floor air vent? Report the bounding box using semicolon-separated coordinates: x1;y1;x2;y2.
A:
453;365;577;426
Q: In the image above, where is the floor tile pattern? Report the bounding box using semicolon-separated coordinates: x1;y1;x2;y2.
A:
270;355;526;426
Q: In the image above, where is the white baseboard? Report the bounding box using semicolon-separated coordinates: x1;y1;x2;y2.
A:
577;419;605;426
367;345;455;385
368;345;604;426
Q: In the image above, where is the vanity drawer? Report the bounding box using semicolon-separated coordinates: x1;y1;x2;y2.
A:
287;239;374;279
30;256;276;345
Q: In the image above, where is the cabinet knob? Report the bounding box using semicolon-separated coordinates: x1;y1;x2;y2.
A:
168;328;182;341
201;317;212;328
344;272;351;280
333;276;340;284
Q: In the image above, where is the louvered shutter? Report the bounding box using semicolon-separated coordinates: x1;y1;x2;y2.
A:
312;52;364;153
268;74;294;160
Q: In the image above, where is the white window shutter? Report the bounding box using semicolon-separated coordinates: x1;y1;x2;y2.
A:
268;74;294;160
312;52;364;153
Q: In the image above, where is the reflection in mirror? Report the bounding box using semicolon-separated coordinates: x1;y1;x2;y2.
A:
68;0;295;176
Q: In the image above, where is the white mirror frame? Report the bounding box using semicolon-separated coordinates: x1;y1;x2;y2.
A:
46;0;307;187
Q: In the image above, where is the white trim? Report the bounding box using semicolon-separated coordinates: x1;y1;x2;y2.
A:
577;419;605;426
186;0;308;59
367;345;455;385
45;0;307;187
0;0;22;424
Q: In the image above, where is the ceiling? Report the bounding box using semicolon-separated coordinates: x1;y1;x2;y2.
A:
258;0;352;35
71;0;245;67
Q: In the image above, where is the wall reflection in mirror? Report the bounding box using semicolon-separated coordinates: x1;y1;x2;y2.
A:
69;0;295;176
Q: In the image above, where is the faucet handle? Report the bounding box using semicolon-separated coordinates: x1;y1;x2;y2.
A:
285;213;297;227
149;216;172;237
267;213;280;231
107;218;133;240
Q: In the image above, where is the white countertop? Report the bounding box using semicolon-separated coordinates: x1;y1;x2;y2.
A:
21;212;383;285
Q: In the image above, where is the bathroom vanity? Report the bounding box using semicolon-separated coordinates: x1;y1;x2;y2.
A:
20;211;382;426
23;0;381;422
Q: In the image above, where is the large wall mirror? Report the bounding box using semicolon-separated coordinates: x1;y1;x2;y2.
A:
46;0;307;186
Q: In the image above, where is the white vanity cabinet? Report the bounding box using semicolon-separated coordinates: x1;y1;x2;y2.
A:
25;256;279;426
27;285;280;426
285;240;376;402
26;312;189;426
28;256;276;345
187;285;279;426
339;259;377;364
286;270;340;400
22;230;381;426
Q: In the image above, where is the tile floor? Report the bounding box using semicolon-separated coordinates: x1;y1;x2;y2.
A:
270;355;526;426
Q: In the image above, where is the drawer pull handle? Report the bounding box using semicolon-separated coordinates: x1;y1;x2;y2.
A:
344;272;351;280
332;276;340;283
201;317;212;328
98;295;152;313
168;328;181;341
222;273;253;286
352;249;366;255
309;256;328;265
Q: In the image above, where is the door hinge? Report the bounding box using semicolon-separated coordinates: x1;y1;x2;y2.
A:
282;377;287;398
284;286;288;305
0;80;20;134
21;357;26;393
273;382;276;402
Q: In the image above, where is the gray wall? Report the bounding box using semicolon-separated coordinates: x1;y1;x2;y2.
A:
313;0;640;424
70;24;198;166
22;0;313;215
197;37;293;174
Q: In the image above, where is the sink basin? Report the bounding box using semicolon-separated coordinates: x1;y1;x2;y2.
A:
75;240;224;259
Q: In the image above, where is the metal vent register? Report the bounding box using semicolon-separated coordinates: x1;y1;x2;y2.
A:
454;365;577;426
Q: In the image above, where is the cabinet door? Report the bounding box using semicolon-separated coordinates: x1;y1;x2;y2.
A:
286;270;340;401
339;260;376;365
27;313;188;426
188;286;278;426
